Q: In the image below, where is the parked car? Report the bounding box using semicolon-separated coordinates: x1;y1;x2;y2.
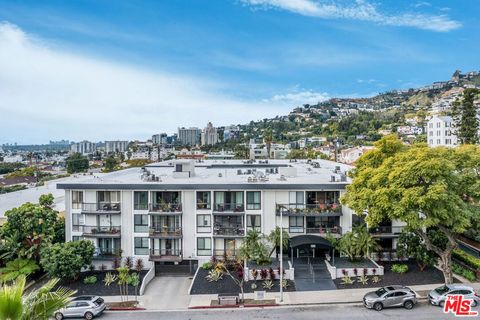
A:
363;285;417;311
428;284;479;307
54;296;106;320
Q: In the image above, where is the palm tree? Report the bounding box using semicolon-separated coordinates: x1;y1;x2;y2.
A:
268;227;289;258
263;129;273;159
0;276;75;320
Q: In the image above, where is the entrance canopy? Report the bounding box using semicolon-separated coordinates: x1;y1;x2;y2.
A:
290;235;333;250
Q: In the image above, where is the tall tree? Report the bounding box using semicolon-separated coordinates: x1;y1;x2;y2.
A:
65;153;89;173
342;136;480;284
104;155;117;172
453;88;480;144
263;128;273;159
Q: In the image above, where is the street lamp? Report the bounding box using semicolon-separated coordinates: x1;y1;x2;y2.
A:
279;209;283;302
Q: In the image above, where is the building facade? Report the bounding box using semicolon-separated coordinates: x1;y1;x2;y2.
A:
71;141;96;155
426;115;458;147
105;140;129;154
201;122;218;146
58;160;405;274
178;127;201;146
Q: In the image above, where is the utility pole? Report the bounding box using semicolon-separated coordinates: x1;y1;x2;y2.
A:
279;210;283;302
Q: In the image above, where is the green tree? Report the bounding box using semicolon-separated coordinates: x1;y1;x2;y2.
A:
328;225;379;262
396;232;436;271
263;128;273;159
65;153;89;174
238;230;270;264
267;227;290;259
342;136;480;283
453;88;480;144
40;240;95;280
1;195;60;261
0;276;75;320
104;155;117;172
0;259;39;282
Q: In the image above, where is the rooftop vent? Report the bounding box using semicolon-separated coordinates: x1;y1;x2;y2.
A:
340;174;347;182
330;175;336;182
218;173;223;177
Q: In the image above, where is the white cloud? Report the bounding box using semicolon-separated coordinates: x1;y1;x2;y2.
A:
0;22;296;144
263;89;329;106
241;0;461;32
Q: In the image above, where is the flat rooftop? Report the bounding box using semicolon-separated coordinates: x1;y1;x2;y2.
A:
57;159;353;190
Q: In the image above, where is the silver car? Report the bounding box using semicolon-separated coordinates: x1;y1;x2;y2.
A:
54;296;106;320
363;286;417;311
428;284;479;307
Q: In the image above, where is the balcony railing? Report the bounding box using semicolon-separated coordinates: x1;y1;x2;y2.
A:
213;249;238;259
149;249;182;261
148;203;182;213
276;203;342;216
81;225;121;236
149;227;182;238
213;203;245;213
196;202;211;210
306;226;342;235
213;226;245;237
81;202;121;213
93;248;121;260
369;226;403;235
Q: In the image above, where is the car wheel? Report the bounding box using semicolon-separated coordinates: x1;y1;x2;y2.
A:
439;301;445;308
84;312;94;320
373;302;383;311
472;300;478;307
404;300;414;310
54;312;64;320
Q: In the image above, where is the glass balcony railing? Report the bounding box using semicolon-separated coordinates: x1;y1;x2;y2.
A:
276;203;342;215
305;226;342;235
148;203;182;213
149;249;182;261
93;248;121;260
213;226;245;236
369;226;403;235
81;225;121;236
148;227;182;237
213;203;245;213
81;202;121;213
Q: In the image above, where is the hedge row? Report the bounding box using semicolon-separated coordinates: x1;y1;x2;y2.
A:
452;249;480;270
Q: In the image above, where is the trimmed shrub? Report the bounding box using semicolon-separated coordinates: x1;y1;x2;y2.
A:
452;250;480;270
201;261;213;270
391;264;409;274
452;263;476;282
83;275;97;284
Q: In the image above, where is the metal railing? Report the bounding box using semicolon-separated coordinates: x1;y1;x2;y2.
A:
213;226;245;236
369;226;403;235
196;202;211;210
148;203;182;213
149;227;182;237
82;202;121;213
306;226;342;235
213;203;245;212
276;203;342;215
81;225;121;235
213;249;238;258
149;249;182;257
93;248;121;259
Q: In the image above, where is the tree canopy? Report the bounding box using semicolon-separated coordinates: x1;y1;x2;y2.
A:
65;153;89;174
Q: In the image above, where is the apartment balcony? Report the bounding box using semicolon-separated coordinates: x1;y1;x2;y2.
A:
81;225;121;237
369;226;403;236
306;226;342;236
213;226;245;237
149;249;182;262
213;249;238;259
196;202;211;210
275;203;342;216
148;227;182;239
148;203;182;215
81;202;121;214
93;248;121;260
213;203;245;214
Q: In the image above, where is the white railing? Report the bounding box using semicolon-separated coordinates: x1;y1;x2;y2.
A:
139;267;155;295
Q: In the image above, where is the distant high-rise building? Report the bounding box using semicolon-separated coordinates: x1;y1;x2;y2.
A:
201;122;218;146
427;115;457;147
105;140;129;153
71;141;96;155
152;133;168;145
178;127;201;146
223;125;240;141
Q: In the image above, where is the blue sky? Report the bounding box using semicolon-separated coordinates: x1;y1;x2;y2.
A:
0;0;478;144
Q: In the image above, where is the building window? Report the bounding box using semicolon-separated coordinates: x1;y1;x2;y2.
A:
437;139;441;144
72;236;81;242
429;123;433;128
246;191;261;210
197;237;212;256
197;214;211;233
134;214;149;233
97;191;120;203
134;191;148;210
72;213;83;232
289;216;304;233
134;237;149;255
289;191;304;208
436;122;440;128
246;215;261;232
196;191;211;209
72;191;83;209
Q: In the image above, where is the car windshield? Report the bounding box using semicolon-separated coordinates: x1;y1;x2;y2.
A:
435;286;450;295
375;288;387;297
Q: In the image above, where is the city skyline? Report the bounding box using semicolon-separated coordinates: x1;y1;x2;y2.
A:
0;0;479;144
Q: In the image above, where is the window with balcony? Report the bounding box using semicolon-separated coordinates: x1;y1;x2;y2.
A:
98;191;120;203
289;191;304;208
72;191;83;209
134;237;149;255
150;191;181;212
289;216;304;233
196;191;211;209
197;214;211;233
197;237;212;256
306;216;340;233
134;191;148;210
246;215;261;232
134;214;149;233
246;191;261;210
72;213;84;232
214;191;244;212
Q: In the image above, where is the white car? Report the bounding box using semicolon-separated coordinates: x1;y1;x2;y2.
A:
54;296;106;320
428;284;479;307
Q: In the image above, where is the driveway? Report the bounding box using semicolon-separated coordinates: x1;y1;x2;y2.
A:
142;276;192;310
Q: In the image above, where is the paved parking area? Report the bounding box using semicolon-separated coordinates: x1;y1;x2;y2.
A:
142;276;192;310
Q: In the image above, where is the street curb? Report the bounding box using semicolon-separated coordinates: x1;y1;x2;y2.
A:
189;304;279;309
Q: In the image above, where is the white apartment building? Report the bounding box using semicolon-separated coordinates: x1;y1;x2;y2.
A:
105;140;129;154
71;141;96;155
427;115;458;147
201;122;218;146
58;159;404;274
178;127;201;146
